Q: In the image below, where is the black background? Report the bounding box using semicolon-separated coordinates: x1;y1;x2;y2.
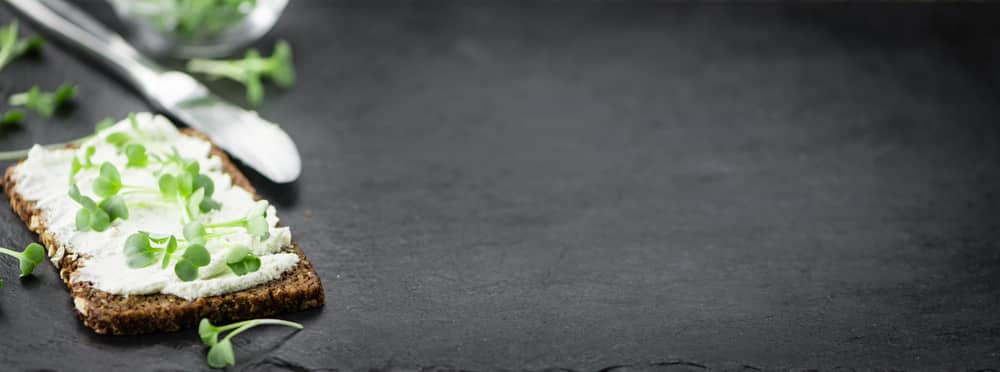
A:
1;2;999;371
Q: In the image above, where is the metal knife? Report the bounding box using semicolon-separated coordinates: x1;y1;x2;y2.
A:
5;0;302;183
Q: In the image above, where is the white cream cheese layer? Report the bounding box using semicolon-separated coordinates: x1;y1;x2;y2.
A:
11;113;299;300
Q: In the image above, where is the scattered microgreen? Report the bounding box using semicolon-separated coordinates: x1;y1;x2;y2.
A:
224;245;260;276
70;146;97;178
203;200;270;240
8;84;76;118
125;230;212;281
161;236;178;269
174;243;210;281
124;231;158;268
125;144;148;167
187;40;295;106
93;162;123;198
106;132;130;147
125;0;256;40
99;195;129;222
183;221;208;246
0;242;45;277
198;318;303;368
1;110;22;126
69;183;113;232
0;21;44;72
157;160;221;218
0;118;105;161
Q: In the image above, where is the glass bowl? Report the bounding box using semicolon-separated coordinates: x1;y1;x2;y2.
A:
106;0;288;58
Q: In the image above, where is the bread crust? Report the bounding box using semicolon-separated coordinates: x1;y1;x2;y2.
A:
2;129;324;335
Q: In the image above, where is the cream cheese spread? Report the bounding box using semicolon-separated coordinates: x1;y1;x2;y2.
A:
11;113;299;300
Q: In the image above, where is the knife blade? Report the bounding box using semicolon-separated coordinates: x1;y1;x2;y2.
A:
5;0;302;183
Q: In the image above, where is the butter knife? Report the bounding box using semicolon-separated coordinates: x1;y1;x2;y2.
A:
5;0;302;183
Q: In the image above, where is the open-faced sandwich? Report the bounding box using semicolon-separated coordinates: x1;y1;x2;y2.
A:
3;113;323;335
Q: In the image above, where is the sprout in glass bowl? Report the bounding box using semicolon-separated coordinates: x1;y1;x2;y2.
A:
106;0;288;58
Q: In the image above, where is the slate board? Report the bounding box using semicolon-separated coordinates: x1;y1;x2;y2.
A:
0;2;999;371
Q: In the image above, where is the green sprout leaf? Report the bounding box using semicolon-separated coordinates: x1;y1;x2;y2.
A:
125;143;148;167
193;174;214;197
177;172;194;198
174;259;198;281
182;244;210;267
53;84;76;105
84;146;96;165
225;245;260;276
98;195;129;222
188;188;205;219
0;21;44;72
206;338;235;368
123;232;158;268
183;221;207;246
1;110;23;126
199;318;220;346
192;171;221;212
70;157;82;177
105;132;130;147
93;162;122;198
67;183;83;204
200;198;222;213
203;200;270;240
0;242;45;277
269;40;295;88
246;216;269;240
158;174;178;199
8;83;76;118
174;243;209;282
187;40;295;107
185;160;200;176
72;193;111;232
161;236;178;269
197;317;303;369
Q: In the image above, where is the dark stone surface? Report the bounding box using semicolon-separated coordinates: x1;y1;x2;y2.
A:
1;2;999;371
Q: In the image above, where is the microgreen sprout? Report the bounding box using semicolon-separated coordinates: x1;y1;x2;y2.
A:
173;243;210;281
124;231;212;281
160;236;177;269
70;146;96;178
123;232;157;268
68;183;115;232
187;40;295;106
198;318;303;368
0;21;44;72
1;110;23;126
8;84;77;118
0;117;107;161
158;161;222;219
125;144;148;167
93;162;123;198
202;200;270;240
0;242;45;277
104;115;151;160
224;245;260;276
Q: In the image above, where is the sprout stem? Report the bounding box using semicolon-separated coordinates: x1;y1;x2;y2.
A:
0;134;93;161
0;246;22;258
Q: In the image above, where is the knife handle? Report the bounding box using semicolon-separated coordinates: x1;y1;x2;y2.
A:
5;0;165;96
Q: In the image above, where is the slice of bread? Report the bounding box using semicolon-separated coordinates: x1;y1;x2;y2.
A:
2;129;324;335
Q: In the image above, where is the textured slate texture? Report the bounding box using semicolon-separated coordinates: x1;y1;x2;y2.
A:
0;2;999;371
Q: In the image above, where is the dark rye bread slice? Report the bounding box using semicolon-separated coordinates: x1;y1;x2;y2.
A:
2;129;324;335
